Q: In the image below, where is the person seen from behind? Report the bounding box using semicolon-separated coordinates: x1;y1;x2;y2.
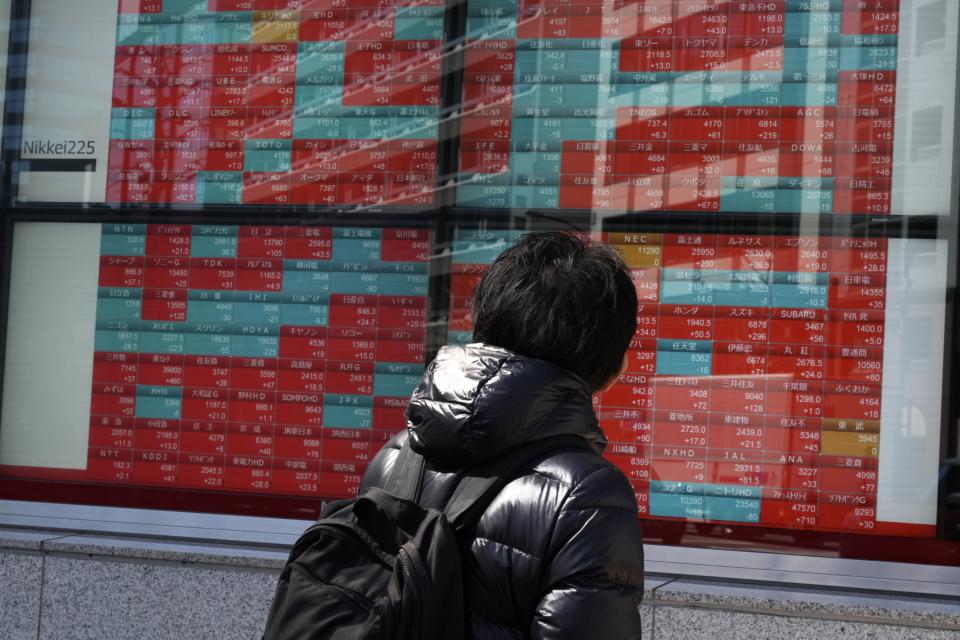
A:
360;231;645;639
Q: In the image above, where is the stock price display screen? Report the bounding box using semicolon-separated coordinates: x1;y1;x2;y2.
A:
458;0;901;213
449;228;942;537
0;223;430;500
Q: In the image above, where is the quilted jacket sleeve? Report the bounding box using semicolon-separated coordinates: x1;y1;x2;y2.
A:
529;464;645;640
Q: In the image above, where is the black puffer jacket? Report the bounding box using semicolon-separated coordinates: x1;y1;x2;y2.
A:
360;343;645;639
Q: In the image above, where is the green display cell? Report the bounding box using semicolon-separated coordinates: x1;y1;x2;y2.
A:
280;303;329;326
840;46;898;71
110;117;155;140
230;335;279;358
94;330;139;353
196;176;244;206
781;82;837;106
100;234;146;257
330;272;379;295
294;117;341;139
466;17;516;39
394;16;443;41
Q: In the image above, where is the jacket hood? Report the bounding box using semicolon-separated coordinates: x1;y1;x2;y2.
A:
404;343;607;466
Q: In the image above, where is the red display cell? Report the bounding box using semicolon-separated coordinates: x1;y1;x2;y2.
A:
143;256;189;288
180;422;227;454
275;429;323;461
250;42;297;74
93;353;139;385
156;76;210;109
381;228;430;262
824;348;884;385
655;379;710;413
711;381;767;417
659;306;713;341
237;226;285;258
228;389;277;424
842;5;900;35
204;131;245;163
374;397;408;429
109;140;155;172
211;77;248;108
764;426;821;455
137;356;184;387
150;170;199;204
780;107;836;143
779;142;836;178
772;237;831;272
89;423;135;450
665;175;721;211
99;256;145;288
674;37;728;71
761;498;819;529
146;225;191;256
829;237;888;272
135;425;181;452
178;458;227;490
386;139;437;174
283;226;333;258
819;501;877;532
839;71;897;107
559;182;615;210
322;430;372;463
661;234;716;268
243;172;292;205
619;37;674;73
616;106;669;141
650;457;707;484
119;0;163;12
836;107;895;143
247;107;293;138
272;465;321;495
278;359;326;394
280;333;328;361
237;258;283;291
211;43;251;74
113;77;158;108
767;338;825;366
336;172;387;205
723;141;780;176
463;39;515;74
729;6;785;36
561;140;615;176
131;462;179;486
769;308;827;344
247;74;296;108
140;290;188;322
224;458;273;492
154;107;209;140
822;464;878;494
230;358;279;391
723;107;781;142
182;392;229;422
713;308;768;342
185;257;237;290
327;328;377;362
329;295;378;328
156;47;209;77
834;143;893;180
300;8;348;41
184;356;231;389
670;108;724;142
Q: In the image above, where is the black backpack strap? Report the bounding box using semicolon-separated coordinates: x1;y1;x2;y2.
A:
384;433;427;502
444;435;591;531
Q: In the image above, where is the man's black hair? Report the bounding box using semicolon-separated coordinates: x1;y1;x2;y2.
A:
472;231;638;392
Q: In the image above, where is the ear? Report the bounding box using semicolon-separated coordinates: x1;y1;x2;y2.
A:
598;353;629;393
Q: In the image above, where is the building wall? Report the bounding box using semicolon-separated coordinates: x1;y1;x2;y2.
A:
2;528;958;640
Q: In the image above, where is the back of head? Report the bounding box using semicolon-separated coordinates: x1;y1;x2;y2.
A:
471;232;638;392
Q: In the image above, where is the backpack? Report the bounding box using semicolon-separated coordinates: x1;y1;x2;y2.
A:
262;434;588;640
